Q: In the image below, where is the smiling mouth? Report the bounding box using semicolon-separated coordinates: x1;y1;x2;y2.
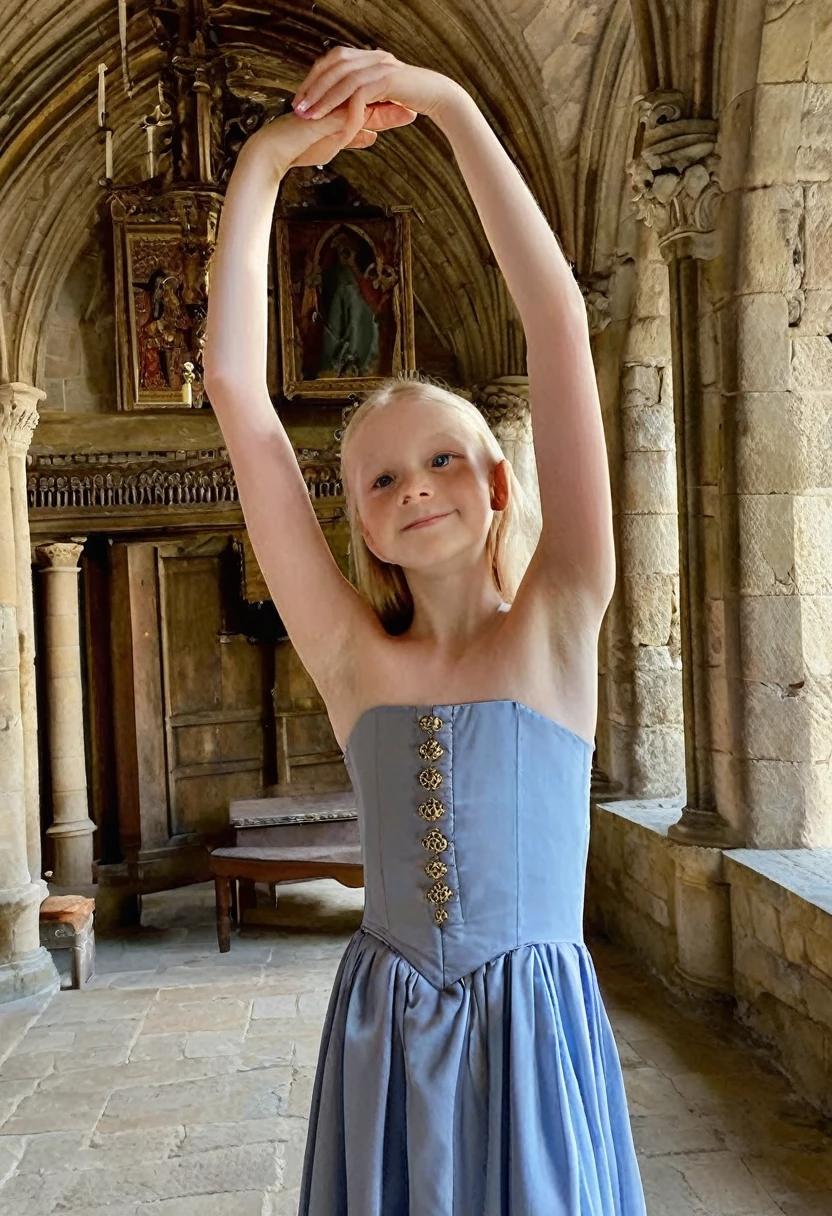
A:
404;511;452;531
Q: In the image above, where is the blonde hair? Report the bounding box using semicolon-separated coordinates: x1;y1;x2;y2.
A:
340;377;541;635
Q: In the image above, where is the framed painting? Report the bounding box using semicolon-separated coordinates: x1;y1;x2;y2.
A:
110;189;220;410
276;210;415;399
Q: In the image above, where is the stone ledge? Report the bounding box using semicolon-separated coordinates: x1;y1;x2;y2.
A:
588;799;832;1116
723;847;832;915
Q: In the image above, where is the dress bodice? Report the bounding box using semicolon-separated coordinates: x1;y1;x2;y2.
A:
344;699;594;989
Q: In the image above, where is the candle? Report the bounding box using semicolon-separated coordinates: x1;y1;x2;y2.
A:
97;64;106;127
105;128;113;180
118;0;127;55
146;123;155;177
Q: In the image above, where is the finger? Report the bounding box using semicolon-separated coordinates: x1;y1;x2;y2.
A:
296;51;389;115
303;66;389;120
343;87;372;144
295;60;365;116
361;102;417;132
345;129;378;149
291;45;360;107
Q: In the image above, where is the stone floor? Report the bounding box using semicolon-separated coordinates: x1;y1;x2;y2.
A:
1;881;831;1215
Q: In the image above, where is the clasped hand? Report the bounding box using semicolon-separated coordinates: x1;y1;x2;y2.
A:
253;49;457;172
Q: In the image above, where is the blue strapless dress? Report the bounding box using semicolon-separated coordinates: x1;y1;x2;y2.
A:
298;700;647;1215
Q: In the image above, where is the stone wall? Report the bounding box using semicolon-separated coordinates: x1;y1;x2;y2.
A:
587;802;832;1117
42;237;115;414
725;849;832;1114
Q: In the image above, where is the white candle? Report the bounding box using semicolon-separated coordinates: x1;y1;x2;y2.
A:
97;64;106;127
118;0;127;54
146;123;155;177
105;128;113;179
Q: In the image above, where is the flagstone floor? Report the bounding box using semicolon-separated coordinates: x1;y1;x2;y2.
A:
1;879;831;1215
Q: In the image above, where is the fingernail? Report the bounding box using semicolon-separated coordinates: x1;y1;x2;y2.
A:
295;99;308;113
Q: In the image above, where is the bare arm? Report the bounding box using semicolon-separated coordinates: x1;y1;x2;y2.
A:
202;108;384;695
431;87;615;610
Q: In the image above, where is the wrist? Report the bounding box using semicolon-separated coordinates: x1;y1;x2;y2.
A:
234;135;289;187
238;112;322;178
429;80;475;129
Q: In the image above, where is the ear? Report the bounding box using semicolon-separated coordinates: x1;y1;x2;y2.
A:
490;458;511;511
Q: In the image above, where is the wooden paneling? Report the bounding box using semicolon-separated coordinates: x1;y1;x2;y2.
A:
157;540;267;837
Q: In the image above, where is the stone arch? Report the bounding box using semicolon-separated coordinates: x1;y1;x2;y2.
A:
0;1;566;390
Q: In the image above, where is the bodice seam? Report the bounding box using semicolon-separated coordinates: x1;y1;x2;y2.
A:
358;924;588;990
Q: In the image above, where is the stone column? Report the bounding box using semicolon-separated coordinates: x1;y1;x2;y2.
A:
0;401;58;1002
35;539;96;886
472;376;540;521
628;91;742;848
0;383;46;882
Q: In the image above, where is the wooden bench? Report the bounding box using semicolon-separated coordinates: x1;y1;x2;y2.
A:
210;844;363;952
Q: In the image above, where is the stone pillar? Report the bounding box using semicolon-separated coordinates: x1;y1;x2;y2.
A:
629;91;742;848
0;401;59;1002
35;539;96;886
716;33;832;848
471;376;540;521
0;383;46;882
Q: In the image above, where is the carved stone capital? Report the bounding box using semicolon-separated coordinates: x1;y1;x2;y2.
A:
35;539;86;571
628;91;722;261
0;382;46;454
578;277;612;336
471;377;532;443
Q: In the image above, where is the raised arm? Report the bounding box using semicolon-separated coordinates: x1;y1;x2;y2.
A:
294;53;616;616
433;90;615;611
202;102;389;697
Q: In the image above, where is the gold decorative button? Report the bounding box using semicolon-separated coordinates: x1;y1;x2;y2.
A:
419;766;443;791
422;828;449;853
419;714;444;732
426;881;454;906
419;738;445;762
414;710;455;928
418;797;445;822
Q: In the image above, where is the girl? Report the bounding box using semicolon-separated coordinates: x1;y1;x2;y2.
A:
204;47;647;1216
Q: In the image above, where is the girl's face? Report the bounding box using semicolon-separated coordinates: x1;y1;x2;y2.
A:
347;396;507;569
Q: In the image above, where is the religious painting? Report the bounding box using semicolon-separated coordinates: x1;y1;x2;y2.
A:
276;211;415;399
112;213;212;410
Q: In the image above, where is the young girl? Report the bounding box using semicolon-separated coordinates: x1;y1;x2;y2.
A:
204;47;647;1216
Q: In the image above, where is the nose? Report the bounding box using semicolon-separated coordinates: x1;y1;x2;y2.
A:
399;473;433;505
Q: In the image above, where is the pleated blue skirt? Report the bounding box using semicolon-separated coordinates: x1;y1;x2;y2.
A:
298;927;648;1215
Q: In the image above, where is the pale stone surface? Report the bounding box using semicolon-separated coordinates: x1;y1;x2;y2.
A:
733;293;792;393
746;84;807;188
798;83;832;181
736;185;804;295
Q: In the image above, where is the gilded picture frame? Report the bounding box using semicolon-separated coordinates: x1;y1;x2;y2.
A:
111;206;213;411
276;210;415;400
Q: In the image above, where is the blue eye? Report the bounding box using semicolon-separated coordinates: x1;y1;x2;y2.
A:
372;454;453;490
